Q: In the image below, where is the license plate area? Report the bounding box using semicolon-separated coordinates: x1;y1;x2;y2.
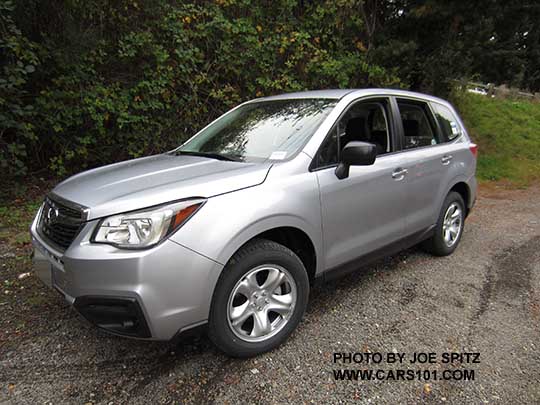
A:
51;265;69;293
33;235;68;293
33;254;53;288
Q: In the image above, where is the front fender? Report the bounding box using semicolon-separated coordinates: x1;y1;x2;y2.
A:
170;171;324;275
213;214;321;270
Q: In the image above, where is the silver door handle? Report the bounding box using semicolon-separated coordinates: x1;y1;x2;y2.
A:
441;155;453;165
392;168;408;179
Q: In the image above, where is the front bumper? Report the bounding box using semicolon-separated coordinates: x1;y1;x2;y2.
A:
31;218;223;340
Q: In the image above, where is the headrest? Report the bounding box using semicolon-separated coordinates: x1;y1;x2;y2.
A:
403;119;419;137
345;117;366;137
371;130;387;148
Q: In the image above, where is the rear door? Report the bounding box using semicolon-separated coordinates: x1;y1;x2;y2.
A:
392;97;469;234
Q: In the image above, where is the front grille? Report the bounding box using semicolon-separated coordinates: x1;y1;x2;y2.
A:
38;196;85;251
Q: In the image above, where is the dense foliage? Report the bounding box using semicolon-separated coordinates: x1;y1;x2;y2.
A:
370;0;540;95
0;1;40;174
1;0;539;178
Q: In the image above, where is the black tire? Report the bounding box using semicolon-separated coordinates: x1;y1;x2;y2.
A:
422;191;466;256
208;238;309;357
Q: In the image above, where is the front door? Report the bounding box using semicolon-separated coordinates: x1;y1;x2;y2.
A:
313;98;407;270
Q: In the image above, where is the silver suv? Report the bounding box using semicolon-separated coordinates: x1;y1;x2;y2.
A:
31;89;477;357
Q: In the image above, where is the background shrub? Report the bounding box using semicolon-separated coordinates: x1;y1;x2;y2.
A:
1;0;400;177
1;0;538;179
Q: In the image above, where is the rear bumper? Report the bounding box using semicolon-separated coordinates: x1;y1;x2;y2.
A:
31;218;223;341
467;175;478;216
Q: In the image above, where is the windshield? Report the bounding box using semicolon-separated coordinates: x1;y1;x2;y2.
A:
176;99;337;162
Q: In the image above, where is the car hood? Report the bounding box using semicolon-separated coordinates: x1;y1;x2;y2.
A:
52;154;272;220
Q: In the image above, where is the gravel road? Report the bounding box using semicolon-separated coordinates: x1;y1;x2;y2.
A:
1;185;539;404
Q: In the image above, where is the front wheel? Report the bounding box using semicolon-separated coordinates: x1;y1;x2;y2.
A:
208;239;309;357
422;191;466;256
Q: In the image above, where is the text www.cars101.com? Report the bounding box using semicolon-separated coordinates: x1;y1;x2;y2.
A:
333;368;475;381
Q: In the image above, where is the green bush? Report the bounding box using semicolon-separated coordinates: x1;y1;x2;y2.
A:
1;0;400;177
0;0;40;175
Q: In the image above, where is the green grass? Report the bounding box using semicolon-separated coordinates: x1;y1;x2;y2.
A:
452;92;540;185
0;198;42;249
0;179;56;249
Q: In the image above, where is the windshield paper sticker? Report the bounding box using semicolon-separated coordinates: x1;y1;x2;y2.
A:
450;122;460;135
270;151;288;160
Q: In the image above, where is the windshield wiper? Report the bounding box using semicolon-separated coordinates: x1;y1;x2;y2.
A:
172;150;241;162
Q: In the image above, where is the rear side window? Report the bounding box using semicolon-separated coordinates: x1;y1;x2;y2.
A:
432;103;462;141
396;99;440;150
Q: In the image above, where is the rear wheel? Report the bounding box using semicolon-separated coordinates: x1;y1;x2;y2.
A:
209;239;309;357
422;191;465;256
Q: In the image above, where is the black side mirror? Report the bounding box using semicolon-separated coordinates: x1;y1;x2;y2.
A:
335;141;377;179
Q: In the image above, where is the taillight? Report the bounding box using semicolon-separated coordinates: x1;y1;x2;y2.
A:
469;143;478;159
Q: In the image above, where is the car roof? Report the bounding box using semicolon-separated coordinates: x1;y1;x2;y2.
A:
257;89;355;100
256;88;449;105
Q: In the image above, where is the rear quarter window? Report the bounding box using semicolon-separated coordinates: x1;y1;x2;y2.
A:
432;103;463;141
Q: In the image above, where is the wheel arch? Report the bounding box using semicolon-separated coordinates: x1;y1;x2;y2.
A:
215;217;321;284
448;181;472;216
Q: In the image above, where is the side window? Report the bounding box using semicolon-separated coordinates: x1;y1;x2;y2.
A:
432;103;462;141
338;101;391;156
317;127;339;168
314;98;392;169
396;99;439;149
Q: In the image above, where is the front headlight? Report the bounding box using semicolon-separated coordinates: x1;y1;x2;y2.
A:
92;199;205;249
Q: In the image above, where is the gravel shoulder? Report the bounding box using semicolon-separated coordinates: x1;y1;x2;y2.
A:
1;184;539;404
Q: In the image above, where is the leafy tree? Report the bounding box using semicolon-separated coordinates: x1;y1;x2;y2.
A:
0;0;40;175
3;0;400;176
1;0;539;178
370;0;540;94
522;4;540;91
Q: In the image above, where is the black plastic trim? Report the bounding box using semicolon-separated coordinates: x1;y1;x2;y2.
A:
170;322;208;344
316;225;436;283
74;296;151;338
